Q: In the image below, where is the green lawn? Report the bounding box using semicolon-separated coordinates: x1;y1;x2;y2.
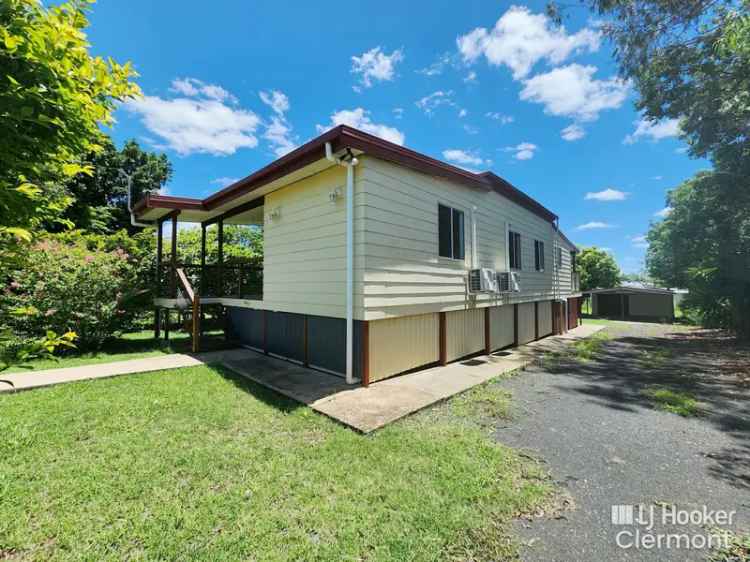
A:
0;365;553;561
3;330;229;373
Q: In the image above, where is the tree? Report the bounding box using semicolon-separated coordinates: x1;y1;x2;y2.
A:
578;247;621;290
647;171;750;336
60;138;172;234
547;1;750;171
176;225;263;265
0;0;139;268
548;0;750;336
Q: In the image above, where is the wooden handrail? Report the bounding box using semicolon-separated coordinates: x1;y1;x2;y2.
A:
175;268;195;302
175;267;201;353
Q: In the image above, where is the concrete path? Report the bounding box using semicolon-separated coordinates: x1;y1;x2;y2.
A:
496;321;750;561
0;324;604;435
0;349;256;393
224;324;604;433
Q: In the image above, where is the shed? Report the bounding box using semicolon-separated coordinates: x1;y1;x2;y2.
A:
586;286;675;322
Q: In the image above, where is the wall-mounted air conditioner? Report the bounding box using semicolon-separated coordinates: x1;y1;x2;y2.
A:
468;268;498;294
496;271;511;293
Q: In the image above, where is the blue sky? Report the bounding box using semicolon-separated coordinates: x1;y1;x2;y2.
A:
85;0;708;274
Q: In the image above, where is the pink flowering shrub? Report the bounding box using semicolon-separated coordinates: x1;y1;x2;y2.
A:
2;237;147;349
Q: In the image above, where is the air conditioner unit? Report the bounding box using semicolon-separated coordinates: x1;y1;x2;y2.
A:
496;271;511;293
510;271;521;292
468;268;498;294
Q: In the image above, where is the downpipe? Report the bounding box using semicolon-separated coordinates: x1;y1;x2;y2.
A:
325;142;359;384
123;170;153;228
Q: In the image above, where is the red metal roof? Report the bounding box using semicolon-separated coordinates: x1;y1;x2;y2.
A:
134;124;559;223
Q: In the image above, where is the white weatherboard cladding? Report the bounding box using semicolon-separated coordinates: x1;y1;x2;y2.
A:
358;156;567;320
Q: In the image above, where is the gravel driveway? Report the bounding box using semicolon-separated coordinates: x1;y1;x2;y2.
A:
496;320;750;561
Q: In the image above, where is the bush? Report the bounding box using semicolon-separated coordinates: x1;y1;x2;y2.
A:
2;234;150;349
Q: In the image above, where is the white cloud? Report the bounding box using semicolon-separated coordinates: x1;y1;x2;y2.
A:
211;177;240;188
259;90;290;116
393;107;404;119
651;175;663;180
457;5;600;79
417;52;454;76
624;117;681;144
576;221;614;230
561;123;585;141
464;70;478;84
504;142;538;160
630;234;649;249
585;188;628;201
675;146;689;154
654;206;673;218
317;108;405;145
458;108;468;118
264;116;297;157
463;124;479;135
125;86;260;156
442;149;485;167
170;78;237;103
351;47;404;89
415;90;455;115
486;112;514;124
258;89;296;157
520;64;629;122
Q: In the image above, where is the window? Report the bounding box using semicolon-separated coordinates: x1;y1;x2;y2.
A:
508;230;522;270
570;250;577;272
438;204;465;260
534;240;545;271
556;247;563;268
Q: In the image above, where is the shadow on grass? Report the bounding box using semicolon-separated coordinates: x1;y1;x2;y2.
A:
210;363;305;415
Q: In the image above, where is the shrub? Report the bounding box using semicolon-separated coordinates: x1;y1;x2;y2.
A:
2;235;149;349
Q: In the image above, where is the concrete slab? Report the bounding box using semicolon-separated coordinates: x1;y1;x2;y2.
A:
0;349;255;393
223;323;606;433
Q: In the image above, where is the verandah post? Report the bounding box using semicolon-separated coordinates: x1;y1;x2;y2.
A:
217;218;224;296
200;223;206;295
170;212;178;298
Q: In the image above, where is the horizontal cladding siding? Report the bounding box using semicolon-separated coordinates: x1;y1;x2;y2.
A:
368;313;439;382
262;164;365;320
359;157;559;320
445;308;485;362
554;234;574;295
489;305;515;350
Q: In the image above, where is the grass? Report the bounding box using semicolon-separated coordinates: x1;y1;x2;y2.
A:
711;532;750;561
538;332;610;369
0;365;553;561
3;329;229;373
638;348;673;369
643;386;702;417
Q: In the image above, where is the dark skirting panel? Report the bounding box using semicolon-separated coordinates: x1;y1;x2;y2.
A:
226;307;363;380
226;307;264;349
266;311;305;363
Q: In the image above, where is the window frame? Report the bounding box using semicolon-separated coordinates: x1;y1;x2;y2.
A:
556;247;563;268
437;203;465;261
508;230;522;270
534;240;545;272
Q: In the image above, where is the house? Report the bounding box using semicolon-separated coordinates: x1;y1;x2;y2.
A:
586;285;675;322
133;125;583;385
